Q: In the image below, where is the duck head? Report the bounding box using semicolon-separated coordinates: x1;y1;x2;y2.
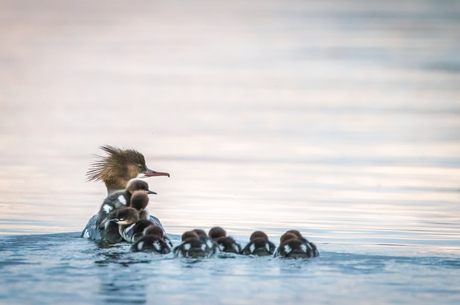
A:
110;207;139;226
249;230;268;242
86;145;169;194
208;226;226;241
130;190;150;211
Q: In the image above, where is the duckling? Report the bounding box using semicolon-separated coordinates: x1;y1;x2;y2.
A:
98;207;138;243
110;207;140;240
131;234;171;254
241;231;276;256
208;227;241;254
285;230;319;257
275;230;319;258
141;225;173;248
173;236;215;258
86;145;169;195
127;188;166;233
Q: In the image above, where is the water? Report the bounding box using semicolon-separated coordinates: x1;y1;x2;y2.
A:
1;233;459;305
1;0;460;304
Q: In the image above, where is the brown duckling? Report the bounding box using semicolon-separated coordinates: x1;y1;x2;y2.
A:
143;225;173;248
173;236;215;259
208;227;241;254
208;226;227;240
275;230;319;258
241;231;276;256
131;234;171;254
99;207;139;243
182;230;200;241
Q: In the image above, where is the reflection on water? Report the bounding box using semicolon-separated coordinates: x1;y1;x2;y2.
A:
0;0;459;262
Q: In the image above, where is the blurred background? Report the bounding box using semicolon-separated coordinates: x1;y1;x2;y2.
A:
0;0;459;253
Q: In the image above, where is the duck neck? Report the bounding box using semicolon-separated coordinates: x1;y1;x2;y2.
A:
105;178;129;195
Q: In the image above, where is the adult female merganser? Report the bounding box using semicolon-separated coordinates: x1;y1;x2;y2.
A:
240;231;276;256
81;146;169;240
274;230;319;259
208;226;241;254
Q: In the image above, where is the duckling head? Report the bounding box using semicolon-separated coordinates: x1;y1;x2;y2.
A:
280;232;298;244
208;226;226;241
130;190;150;211
144;225;165;237
249;231;268;242
182;230;199;242
111;207;139;225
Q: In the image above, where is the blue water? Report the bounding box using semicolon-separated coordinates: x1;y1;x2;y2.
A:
1;232;459;305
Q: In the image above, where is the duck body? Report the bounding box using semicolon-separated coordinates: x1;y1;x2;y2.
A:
208;226;241;254
241;238;276;256
215;236;241;254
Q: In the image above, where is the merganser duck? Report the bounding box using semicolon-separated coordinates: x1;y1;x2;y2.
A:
81;146;169;240
86;145;169;194
275;230;319;259
240;231;276;256
208;226;241;254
